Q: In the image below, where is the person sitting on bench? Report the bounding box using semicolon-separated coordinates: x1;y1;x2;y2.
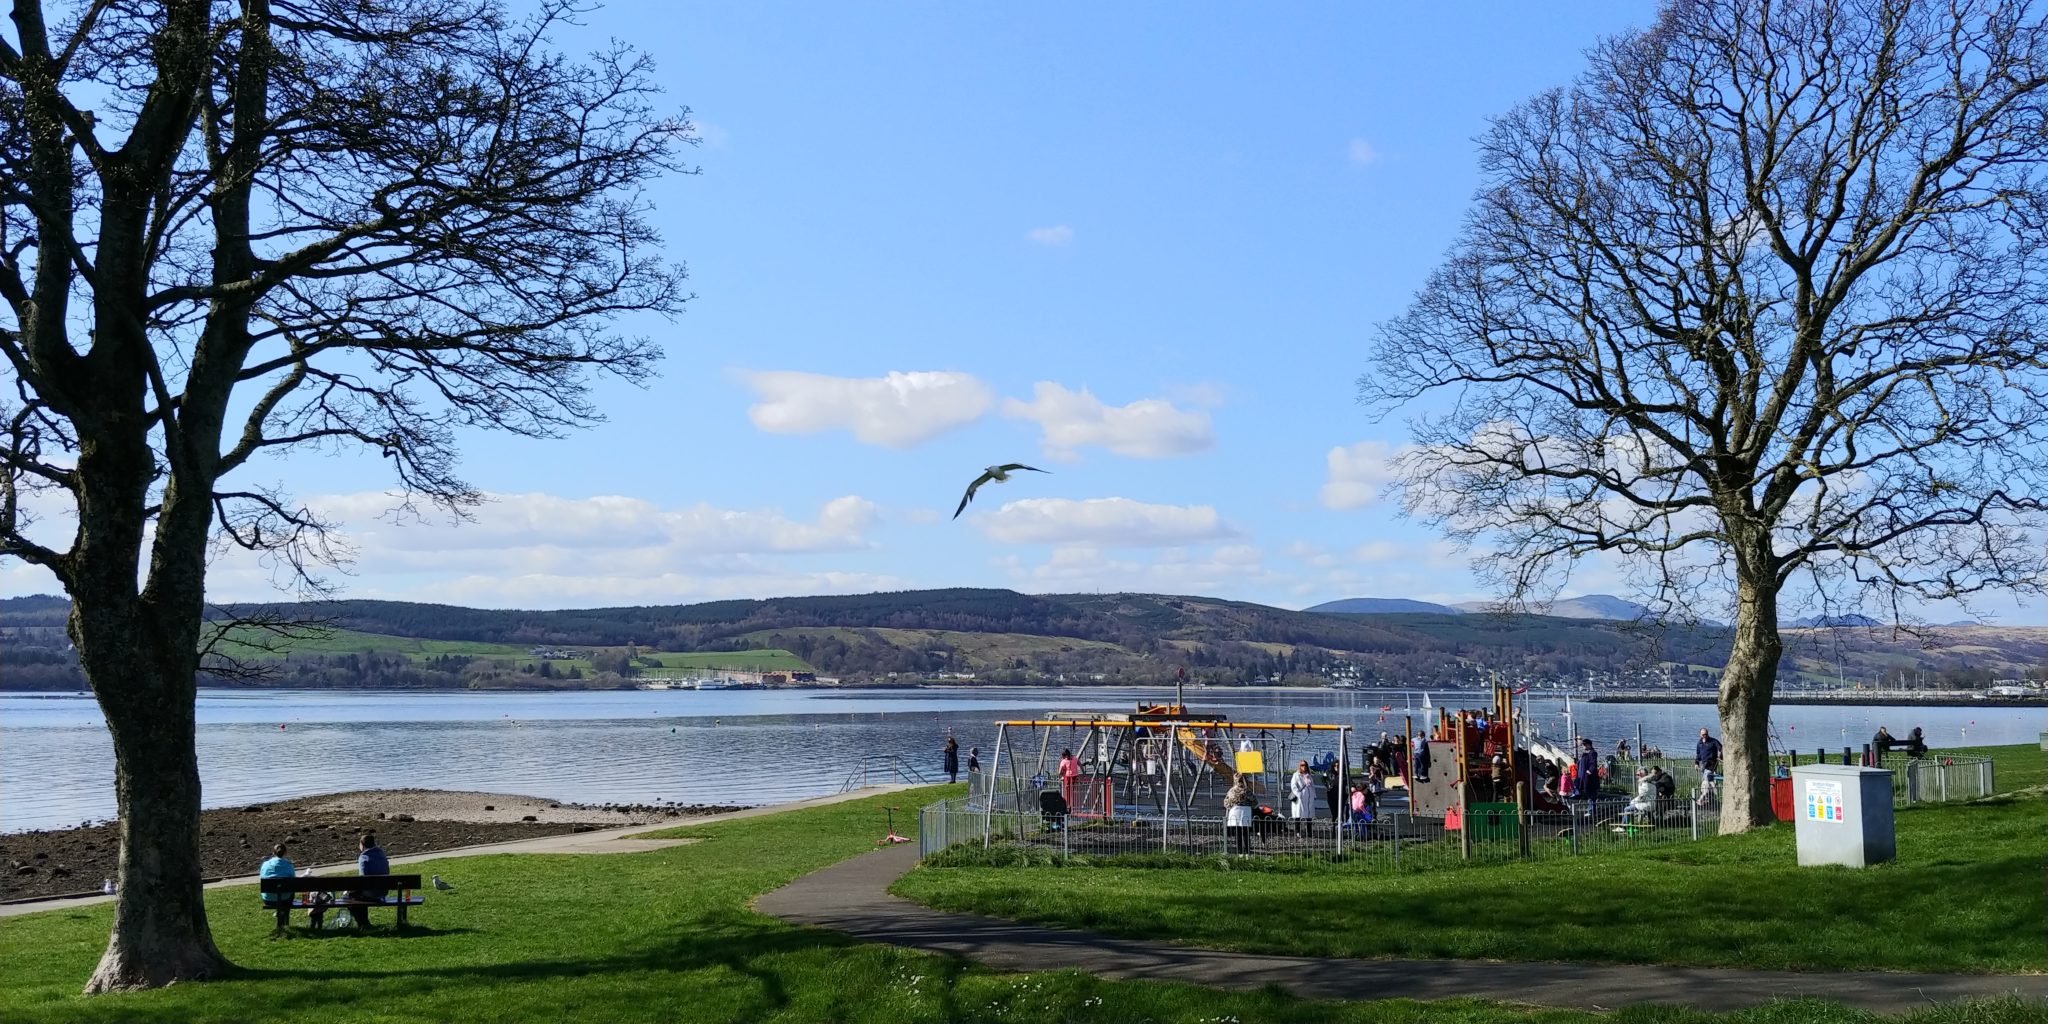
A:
1650;765;1676;801
1876;726;1929;758
259;843;296;932
1624;768;1657;824
336;833;390;929
1900;727;1929;758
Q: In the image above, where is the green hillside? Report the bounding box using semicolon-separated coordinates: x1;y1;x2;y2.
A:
4;589;2042;691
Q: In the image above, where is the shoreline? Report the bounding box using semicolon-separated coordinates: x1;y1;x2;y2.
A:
0;788;745;903
0;786;915;919
1587;693;2048;707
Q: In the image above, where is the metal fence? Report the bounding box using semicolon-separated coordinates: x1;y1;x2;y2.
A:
919;792;1717;869
1770;750;1996;805
838;755;933;792
1897;756;1996;803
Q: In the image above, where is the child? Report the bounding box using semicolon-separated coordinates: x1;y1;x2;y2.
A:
1349;782;1375;827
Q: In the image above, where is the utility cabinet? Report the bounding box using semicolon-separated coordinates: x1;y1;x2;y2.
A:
1791;763;1895;868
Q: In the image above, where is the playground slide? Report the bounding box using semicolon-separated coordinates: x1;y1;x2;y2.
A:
1525;734;1573;766
1175;727;1235;780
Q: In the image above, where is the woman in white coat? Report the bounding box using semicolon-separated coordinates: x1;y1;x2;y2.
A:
1288;760;1317;837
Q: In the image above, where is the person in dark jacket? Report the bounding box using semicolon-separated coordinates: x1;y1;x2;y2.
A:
1695;728;1723;775
943;736;960;784
320;833;389;930
1575;739;1601;811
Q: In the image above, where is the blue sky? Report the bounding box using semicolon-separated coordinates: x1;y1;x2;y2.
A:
5;3;2042;623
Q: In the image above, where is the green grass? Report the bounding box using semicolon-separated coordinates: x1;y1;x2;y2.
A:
6;790;2036;1024
639;649;812;674
895;743;2048;976
206;624;812;675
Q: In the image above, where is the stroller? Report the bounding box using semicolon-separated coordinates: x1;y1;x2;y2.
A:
1037;789;1069;831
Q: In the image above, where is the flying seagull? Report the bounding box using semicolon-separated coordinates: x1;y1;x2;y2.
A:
954;463;1048;519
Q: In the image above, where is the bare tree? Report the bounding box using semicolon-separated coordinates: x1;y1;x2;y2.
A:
1362;0;2048;833
0;0;689;990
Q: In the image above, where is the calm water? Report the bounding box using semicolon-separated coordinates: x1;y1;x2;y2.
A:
2;686;2041;833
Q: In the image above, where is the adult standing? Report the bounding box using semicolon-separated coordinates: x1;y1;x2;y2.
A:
1223;776;1256;854
1694;728;1723;776
1575;738;1602;813
1288;760;1317;837
942;736;960;784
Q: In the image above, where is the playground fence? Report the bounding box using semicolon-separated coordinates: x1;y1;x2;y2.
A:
1772;750;1995;805
917;793;1715;868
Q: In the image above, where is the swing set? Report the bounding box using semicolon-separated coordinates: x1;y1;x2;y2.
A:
977;704;1354;851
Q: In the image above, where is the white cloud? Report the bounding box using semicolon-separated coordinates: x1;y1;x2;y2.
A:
1026;225;1074;246
976;497;1235;547
379;568;912;609
315;492;876;559
1003;382;1214;461
1347;138;1378;165
691;121;730;148
1000;542;1277;594
741;370;993;448
164;490;890;607
1321;440;1406;509
1283;541;1337;568
1351;537;1463;568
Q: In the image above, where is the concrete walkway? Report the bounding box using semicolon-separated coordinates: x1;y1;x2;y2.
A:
755;844;2048;1013
0;785;916;919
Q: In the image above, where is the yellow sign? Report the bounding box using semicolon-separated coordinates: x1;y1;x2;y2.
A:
1234;750;1265;774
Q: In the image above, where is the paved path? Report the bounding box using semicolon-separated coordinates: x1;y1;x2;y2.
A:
755;844;2048;1013
1;786;916;919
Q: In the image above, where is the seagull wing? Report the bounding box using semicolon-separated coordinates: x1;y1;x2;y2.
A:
954;469;998;519
997;463;1048;474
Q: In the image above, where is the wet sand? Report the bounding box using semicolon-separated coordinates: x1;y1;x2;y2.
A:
1;789;744;902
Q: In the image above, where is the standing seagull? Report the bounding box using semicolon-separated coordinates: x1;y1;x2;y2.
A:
954;463;1048;518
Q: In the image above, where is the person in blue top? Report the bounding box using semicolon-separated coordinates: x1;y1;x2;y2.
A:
1694;728;1723;775
259;843;296;932
347;833;390;929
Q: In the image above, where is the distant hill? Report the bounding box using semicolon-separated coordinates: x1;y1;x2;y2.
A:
4;588;2042;692
1304;598;1464;615
1451;594;1652;621
1788;613;1884;628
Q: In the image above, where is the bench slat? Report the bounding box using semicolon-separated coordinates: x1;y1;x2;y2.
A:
266;895;427;907
259;873;422;893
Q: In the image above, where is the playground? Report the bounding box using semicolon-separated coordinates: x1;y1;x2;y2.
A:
925;686;1742;865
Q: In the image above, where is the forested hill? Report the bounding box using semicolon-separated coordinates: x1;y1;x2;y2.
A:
4;590;2041;691
207;588;1675;668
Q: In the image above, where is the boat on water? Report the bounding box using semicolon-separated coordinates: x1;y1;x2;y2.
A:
635;680;680;691
693;678;744;691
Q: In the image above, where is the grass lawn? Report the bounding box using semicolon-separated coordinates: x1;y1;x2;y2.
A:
895;743;2048;975
4;790;2038;1024
639;649;813;674
205;624;813;676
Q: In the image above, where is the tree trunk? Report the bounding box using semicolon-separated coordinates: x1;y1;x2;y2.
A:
79;627;228;993
1716;575;1782;835
68;420;230;991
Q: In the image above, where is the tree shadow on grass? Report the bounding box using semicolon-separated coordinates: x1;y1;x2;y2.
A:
1034;850;2047;973
270;925;477;941
225;908;856;1012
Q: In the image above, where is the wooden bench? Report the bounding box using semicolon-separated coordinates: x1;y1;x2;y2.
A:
259;874;424;931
